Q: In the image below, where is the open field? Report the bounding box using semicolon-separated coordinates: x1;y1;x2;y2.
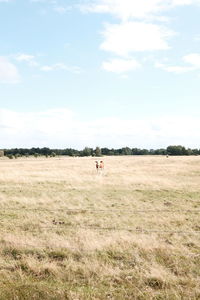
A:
0;155;199;299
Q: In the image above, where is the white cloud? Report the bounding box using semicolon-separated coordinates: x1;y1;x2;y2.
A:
155;62;193;73
0;57;20;83
82;0;200;68
83;0;200;21
30;0;73;14
82;0;168;21
14;53;39;67
15;54;35;62
0;108;200;149
102;58;141;73
13;54;81;74
82;1;176;62
11;53;82;75
40;63;82;74
101;22;173;56
53;5;72;14
155;53;200;73
183;53;200;67
40;66;53;71
171;0;200;6
0;108;75;148
53;6;67;14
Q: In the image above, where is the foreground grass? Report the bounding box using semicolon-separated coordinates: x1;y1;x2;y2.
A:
0;156;199;299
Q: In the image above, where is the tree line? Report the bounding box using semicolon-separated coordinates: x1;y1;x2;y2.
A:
3;145;200;159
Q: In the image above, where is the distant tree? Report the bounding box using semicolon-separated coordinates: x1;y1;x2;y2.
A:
3;145;199;158
114;149;121;155
82;147;93;156
187;148;193;156
121;147;132;155
109;149;115;155
134;149;149;155
167;145;187;156
132;148;140;155
192;148;200;155
149;149;155;155
41;147;51;156
154;148;167;155
95;147;102;157
101;148;109;155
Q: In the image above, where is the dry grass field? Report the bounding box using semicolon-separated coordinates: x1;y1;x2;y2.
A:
0;155;199;299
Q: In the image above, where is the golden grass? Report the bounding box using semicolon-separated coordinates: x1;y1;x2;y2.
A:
0;155;199;299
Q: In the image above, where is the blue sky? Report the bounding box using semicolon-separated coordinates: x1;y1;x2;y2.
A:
0;0;200;149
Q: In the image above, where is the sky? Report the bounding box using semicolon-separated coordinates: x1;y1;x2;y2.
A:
0;0;200;149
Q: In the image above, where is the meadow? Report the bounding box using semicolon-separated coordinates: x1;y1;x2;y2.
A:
0;155;199;300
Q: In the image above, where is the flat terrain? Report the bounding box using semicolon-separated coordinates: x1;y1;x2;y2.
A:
0;156;199;299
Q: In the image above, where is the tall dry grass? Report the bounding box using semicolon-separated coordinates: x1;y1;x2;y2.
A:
0;156;199;299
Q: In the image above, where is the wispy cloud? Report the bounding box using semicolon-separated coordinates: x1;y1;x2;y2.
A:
82;0;200;21
14;53;39;67
81;0;167;21
0;57;20;84
102;58;141;73
30;0;74;14
155;53;200;73
12;53;82;75
53;5;72;14
40;63;82;74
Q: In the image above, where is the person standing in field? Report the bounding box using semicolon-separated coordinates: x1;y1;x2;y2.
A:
99;161;104;171
95;161;99;172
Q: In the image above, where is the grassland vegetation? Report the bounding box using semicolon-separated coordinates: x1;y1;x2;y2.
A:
0;156;199;299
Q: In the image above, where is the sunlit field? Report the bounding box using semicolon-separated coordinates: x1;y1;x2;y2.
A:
0;156;199;299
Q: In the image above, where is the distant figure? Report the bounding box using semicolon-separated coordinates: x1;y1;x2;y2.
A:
99;160;104;170
95;161;99;172
95;160;104;173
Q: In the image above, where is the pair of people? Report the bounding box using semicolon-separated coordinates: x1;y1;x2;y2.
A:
95;160;104;172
